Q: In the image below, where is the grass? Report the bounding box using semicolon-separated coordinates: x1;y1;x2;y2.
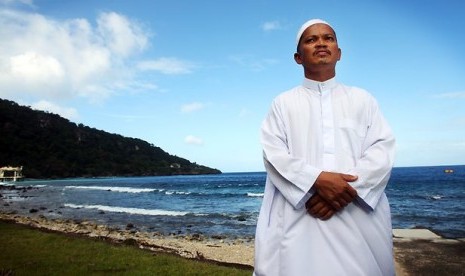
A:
0;220;253;275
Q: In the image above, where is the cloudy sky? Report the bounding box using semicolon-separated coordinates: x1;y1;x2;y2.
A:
1;0;464;172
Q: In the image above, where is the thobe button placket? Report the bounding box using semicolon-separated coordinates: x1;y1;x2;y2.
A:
320;88;336;171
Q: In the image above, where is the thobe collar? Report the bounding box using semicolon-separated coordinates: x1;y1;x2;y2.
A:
302;77;337;93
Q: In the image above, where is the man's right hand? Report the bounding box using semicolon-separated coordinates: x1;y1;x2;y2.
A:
314;172;358;211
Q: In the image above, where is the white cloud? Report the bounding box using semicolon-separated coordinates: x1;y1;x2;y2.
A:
137;57;195;74
181;102;205;113
229;55;278;71
433;91;465;99
97;12;148;57
5;51;66;99
0;0;33;6
261;21;282;32
184;135;204;145
0;9;150;103
10;52;64;81
31;100;78;120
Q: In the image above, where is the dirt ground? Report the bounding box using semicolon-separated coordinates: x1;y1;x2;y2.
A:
394;240;465;276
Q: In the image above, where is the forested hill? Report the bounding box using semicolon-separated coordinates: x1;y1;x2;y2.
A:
0;98;221;179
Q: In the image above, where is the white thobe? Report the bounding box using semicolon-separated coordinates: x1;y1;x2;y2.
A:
254;77;396;276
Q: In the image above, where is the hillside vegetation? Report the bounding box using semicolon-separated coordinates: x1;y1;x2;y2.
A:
0;98;220;179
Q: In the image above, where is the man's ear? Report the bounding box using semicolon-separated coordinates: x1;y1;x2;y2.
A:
294;52;303;65
337;48;342;61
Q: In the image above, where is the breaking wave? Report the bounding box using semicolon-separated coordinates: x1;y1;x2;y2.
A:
64;203;189;216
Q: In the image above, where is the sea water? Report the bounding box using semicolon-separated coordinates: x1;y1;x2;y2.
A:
1;165;464;239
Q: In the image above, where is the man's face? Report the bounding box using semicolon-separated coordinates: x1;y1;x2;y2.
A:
294;23;341;68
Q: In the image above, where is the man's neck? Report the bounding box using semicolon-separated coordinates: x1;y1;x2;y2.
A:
304;66;336;82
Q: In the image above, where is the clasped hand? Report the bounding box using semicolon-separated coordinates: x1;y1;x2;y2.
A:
305;172;358;220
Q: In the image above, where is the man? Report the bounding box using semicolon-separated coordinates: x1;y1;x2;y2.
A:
254;19;396;276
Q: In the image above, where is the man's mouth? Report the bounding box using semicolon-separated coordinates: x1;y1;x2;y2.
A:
314;50;330;56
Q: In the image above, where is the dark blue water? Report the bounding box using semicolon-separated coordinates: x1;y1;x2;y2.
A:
386;166;465;238
1;165;464;239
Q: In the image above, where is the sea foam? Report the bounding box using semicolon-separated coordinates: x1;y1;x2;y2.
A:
64;186;157;193
64;204;188;216
247;192;264;197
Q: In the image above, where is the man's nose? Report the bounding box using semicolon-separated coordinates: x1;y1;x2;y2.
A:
315;38;326;47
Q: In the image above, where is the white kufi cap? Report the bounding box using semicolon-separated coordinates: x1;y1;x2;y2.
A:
296;19;333;46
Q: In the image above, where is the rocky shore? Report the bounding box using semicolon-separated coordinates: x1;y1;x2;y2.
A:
0;183;255;267
1;184;464;275
2;212;465;275
0;212;254;268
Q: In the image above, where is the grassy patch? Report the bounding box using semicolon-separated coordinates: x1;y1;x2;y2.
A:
0;221;252;275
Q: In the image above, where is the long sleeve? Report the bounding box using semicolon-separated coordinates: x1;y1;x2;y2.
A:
261;98;322;209
346;97;396;211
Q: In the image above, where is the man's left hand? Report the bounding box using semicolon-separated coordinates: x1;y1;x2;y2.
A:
305;194;336;220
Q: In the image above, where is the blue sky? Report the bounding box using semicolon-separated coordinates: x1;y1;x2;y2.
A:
1;0;464;172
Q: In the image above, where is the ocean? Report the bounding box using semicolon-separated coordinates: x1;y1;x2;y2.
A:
1;165;464;239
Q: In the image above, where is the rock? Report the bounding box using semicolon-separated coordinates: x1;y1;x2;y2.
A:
126;223;134;229
189;233;204;241
29;208;39;213
123;238;138;246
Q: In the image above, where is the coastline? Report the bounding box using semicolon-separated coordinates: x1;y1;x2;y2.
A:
1;183;464;275
1;212;464;275
0;212;255;268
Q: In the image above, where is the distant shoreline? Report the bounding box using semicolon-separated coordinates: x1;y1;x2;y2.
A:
4;163;464;180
